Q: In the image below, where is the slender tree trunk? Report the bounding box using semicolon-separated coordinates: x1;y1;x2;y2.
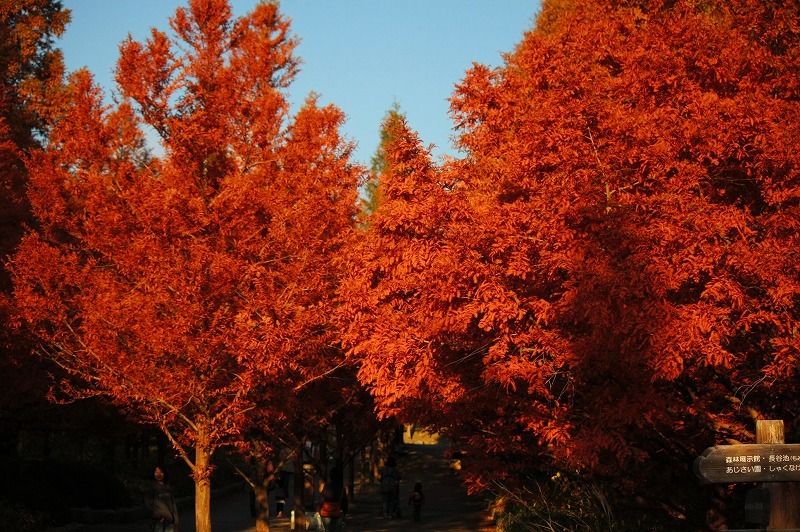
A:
348;450;356;502
361;445;371;491
157;431;168;466
254;480;270;532
371;438;381;482
294;444;306;531
252;458;272;532
318;439;327;490
194;426;213;532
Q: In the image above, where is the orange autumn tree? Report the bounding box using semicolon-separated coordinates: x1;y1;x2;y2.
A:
10;1;361;531
340;115;473;416
0;0;68;250
341;0;800;528
0;0;70;446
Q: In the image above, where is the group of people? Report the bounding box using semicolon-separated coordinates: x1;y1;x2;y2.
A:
145;455;428;532
380;456;426;522
316;457;426;529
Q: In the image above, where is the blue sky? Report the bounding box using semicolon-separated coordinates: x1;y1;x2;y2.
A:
58;1;539;165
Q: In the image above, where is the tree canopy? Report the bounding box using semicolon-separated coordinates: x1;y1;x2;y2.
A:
10;1;362;530
0;0;70;445
340;0;800;527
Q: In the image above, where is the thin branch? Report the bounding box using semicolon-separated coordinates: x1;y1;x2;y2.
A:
293;361;349;392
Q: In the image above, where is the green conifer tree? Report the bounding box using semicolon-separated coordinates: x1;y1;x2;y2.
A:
361;101;405;218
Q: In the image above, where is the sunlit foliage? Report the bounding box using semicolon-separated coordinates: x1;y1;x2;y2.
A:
10;1;362;530
340;0;800;528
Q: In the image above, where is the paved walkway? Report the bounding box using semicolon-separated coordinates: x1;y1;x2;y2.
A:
66;443;495;532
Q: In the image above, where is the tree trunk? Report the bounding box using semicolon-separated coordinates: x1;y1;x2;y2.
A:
294;444;307;531
318;439;327;480
370;439;379;483
254;480;271;532
194;426;213;532
157;431;168;466
348;450;356;503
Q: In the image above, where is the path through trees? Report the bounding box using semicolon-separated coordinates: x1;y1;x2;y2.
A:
335;443;494;532
71;443;494;532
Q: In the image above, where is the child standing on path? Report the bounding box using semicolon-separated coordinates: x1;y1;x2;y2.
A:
408;482;426;521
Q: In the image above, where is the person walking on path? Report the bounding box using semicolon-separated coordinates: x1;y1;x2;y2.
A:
274;470;290;518
379;456;401;518
408;481;426;521
146;465;179;532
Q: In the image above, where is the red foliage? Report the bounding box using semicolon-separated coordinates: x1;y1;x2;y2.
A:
340;0;800;525
0;0;69;422
10;1;361;529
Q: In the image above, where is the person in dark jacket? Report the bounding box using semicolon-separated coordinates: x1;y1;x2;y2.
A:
146;465;179;532
274;470;290;518
379;457;401;518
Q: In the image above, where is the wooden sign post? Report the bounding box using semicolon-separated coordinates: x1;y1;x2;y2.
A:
757;420;800;529
694;420;800;529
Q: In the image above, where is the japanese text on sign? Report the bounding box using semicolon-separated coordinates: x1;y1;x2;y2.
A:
726;455;762;475
695;443;800;484
767;453;800;473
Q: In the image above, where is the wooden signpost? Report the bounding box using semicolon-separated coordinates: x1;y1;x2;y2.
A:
694;420;800;529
